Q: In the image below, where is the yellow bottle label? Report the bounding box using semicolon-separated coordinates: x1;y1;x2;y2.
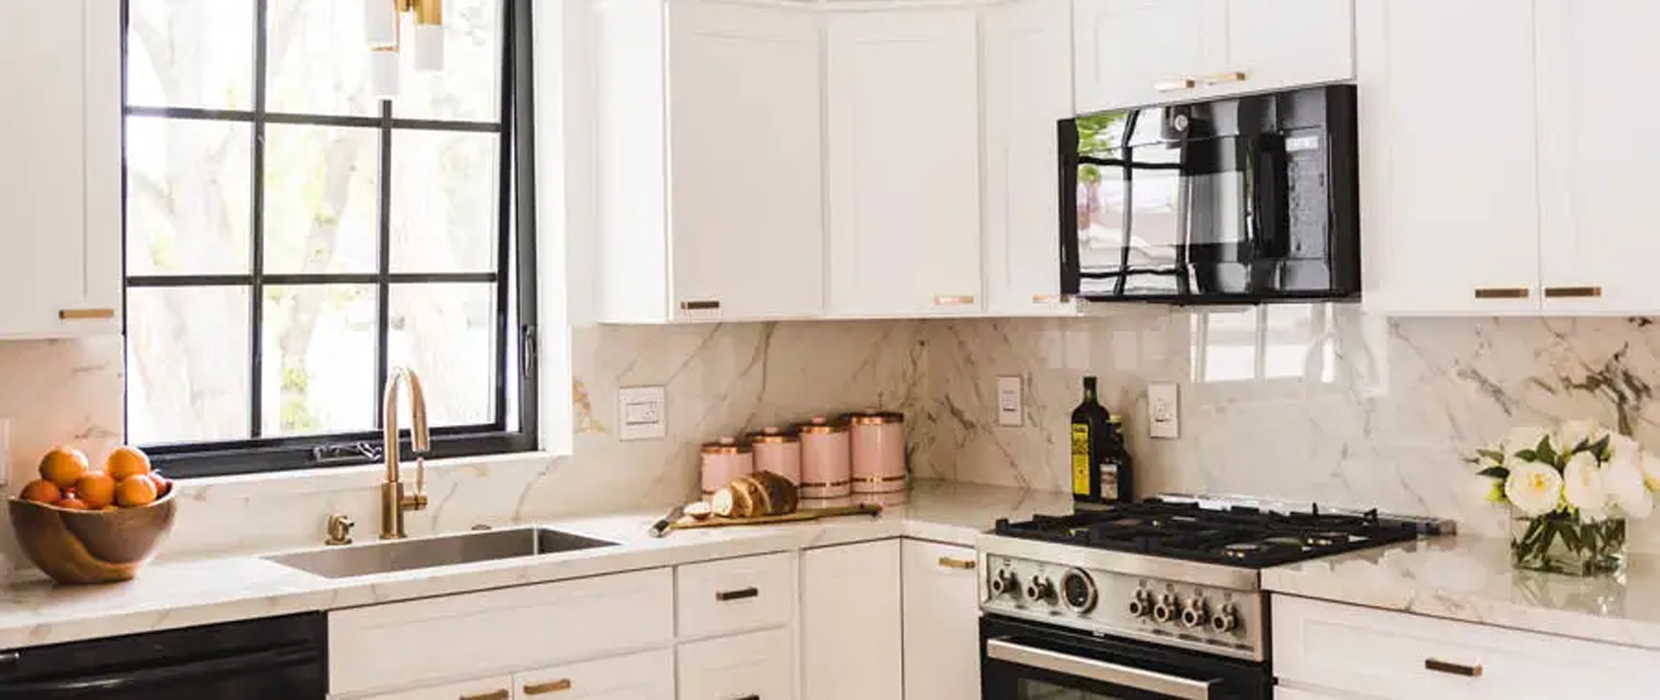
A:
1071;424;1091;497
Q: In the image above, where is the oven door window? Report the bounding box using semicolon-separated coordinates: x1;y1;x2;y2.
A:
981;618;1269;700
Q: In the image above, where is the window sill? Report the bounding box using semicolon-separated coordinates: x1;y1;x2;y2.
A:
172;451;562;500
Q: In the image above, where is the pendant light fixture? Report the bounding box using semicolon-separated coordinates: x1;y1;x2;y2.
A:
362;0;445;100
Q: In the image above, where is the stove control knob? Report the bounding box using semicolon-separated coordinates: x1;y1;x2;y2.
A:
1060;569;1098;614
989;570;1014;597
1127;589;1152;618
1180;599;1209;629
1025;576;1057;605
1211;604;1240;634
1152;594;1177;624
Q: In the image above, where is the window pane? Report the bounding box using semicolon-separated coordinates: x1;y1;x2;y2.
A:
127;0;255;110
389;283;497;427
390;131;499;272
261;285;377;436
126;117;253;275
394;0;504;122
266;0;378;116
127;286;252;444
263;125;381;274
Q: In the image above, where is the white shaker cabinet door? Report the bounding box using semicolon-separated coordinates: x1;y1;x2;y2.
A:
0;0;122;339
1073;0;1224;113
353;675;514;700
800;540;902;700
1224;0;1354;96
902;540;982;700
1357;0;1542;315
826;9;983;318
514;649;675;700
677;629;794;700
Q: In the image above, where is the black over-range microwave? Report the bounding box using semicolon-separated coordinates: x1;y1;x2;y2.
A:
1059;84;1360;304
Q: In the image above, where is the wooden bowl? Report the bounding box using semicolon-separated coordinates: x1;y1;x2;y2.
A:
7;490;177;585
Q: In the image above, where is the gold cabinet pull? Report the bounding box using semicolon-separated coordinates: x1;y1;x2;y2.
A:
523;679;574;695
1201;70;1248;85
1544;286;1602;299
938;556;976;570
1031;294;1074;305
1473;288;1530;300
933;295;976;306
679;300;721;311
1424;658;1482;678
1154;78;1197;92
460;691;510;700
58;308;114;320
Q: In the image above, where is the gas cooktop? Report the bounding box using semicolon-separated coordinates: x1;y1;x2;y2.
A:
991;497;1431;569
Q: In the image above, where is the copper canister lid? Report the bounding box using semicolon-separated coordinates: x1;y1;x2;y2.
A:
849;410;905;425
796;415;849;435
701;436;752;454
748;426;800;444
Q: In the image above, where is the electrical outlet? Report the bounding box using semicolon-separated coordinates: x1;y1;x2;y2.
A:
618;386;666;441
1148;383;1179;439
996;376;1023;427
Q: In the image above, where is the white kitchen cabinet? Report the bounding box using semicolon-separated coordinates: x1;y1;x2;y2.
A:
594;0;823;323
826;8;984;318
801;540;903;700
355;675;514;700
513;649;674;700
0;0;122;339
676;552;796;640
1073;0;1352;113
1275;686;1360;700
677;628;795;700
901;540;982;700
981;0;1077;317
1357;0;1543;315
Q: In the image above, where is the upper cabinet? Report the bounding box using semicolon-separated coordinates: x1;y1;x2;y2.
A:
0;0;122;339
1073;0;1353;113
593;0;824;323
981;0;1078;316
825;7;984;317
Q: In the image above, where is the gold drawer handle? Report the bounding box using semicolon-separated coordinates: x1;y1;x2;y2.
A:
58;308;114;320
1154;78;1197;92
1544;286;1602;299
1201;70;1248;85
461;691;510;700
1031;294;1074;305
1473;288;1530;300
1424;658;1482;678
680;300;721;311
933;295;976;306
524;679;574;695
938;556;976;570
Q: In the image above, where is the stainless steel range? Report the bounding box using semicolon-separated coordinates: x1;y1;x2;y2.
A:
977;496;1451;699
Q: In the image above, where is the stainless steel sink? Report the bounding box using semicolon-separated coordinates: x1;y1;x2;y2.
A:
264;527;618;579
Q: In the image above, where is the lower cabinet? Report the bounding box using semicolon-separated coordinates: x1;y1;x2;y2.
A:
678;628;795;700
517;649;676;700
901;540;981;700
801;539;904;700
1275;686;1360;700
356;675;514;700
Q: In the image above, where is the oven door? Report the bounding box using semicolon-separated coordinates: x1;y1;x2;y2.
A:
981;616;1271;700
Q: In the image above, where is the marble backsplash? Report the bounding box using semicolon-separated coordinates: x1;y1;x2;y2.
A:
918;306;1660;547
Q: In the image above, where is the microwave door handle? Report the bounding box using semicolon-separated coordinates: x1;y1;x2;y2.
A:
986;638;1217;700
0;645;318;698
1251;134;1291;260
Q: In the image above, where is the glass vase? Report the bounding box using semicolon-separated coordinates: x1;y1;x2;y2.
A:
1510;512;1627;576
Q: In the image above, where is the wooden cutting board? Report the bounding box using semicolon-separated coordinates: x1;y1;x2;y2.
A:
669;503;883;530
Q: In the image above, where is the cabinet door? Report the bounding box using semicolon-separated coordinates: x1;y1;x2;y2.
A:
983;0;1076;316
669;0;823;321
677;629;794;700
826;9;983;317
902;540;982;700
514;649;674;700
1226;0;1354;94
358;675;514;700
1073;0;1226;112
1276;686;1363;700
800;540;902;700
1534;1;1660;314
1357;0;1541;315
0;0;122;339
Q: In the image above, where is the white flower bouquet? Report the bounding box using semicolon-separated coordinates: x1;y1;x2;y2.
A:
1471;420;1660;576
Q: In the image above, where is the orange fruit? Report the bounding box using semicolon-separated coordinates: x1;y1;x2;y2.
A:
146;472;171;498
105;446;152;483
54;497;89;511
75;472;117;509
115;475;158;508
20;479;61;504
38;447;89;489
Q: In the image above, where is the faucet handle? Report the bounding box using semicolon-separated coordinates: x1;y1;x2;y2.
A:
325;514;355;546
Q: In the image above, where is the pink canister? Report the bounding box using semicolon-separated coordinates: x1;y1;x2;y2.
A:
796;416;851;498
748;427;802;485
851;411;907;494
701;437;754;497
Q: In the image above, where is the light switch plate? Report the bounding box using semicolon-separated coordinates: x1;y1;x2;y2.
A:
1148;383;1179;439
997;376;1023;427
618;386;666;441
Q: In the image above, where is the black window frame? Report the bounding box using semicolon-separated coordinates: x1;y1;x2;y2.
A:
121;0;540;479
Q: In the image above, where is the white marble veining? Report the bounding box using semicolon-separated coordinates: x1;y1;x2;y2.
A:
0;480;1066;650
1264;535;1660;651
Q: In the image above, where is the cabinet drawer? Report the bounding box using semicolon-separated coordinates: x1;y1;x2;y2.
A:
1273;595;1660;699
678;628;795;700
514;648;675;699
329;569;674;696
354;674;513;700
677;552;795;639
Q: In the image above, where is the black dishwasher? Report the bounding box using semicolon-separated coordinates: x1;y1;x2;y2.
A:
0;613;326;699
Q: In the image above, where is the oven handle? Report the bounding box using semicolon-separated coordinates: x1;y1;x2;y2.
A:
986;638;1218;700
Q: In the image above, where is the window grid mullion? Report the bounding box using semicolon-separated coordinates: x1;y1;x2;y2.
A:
374;100;394;432
247;0;270;440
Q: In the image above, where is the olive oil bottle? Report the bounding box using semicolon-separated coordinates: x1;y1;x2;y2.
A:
1070;376;1134;504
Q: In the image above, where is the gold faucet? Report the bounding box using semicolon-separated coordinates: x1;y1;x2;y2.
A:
380;366;430;540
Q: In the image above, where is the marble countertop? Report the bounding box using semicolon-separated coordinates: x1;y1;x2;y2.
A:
1264;534;1660;650
0;480;1071;650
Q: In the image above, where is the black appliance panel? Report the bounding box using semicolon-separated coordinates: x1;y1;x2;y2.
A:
982;615;1272;700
